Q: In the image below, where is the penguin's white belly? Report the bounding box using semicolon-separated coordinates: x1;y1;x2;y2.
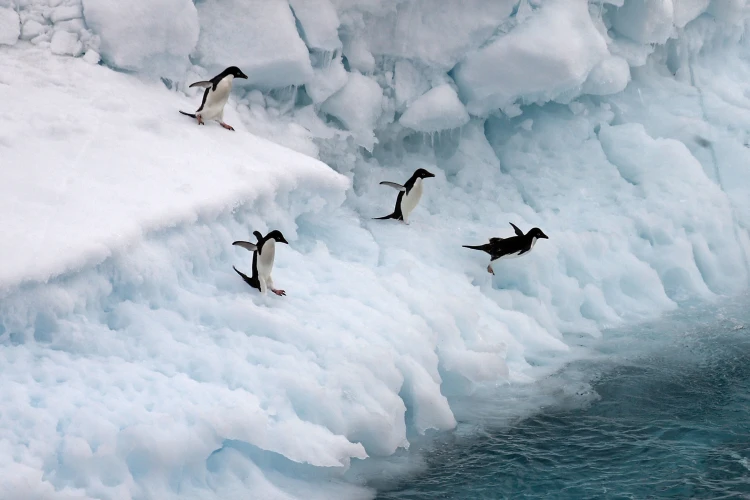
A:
257;240;276;278
401;179;423;221
199;78;232;120
491;251;524;262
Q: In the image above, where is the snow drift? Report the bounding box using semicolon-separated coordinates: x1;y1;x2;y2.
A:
2;0;750;498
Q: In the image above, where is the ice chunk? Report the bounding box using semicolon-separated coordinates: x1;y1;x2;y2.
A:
612;0;674;44
320;71;382;150
582;55;630;96
399;84;470;132
453;0;608;116
351;0;516;70
0;7;20;45
342;35;375;73
82;0;199;73
50;30;83;56
195;0;313;89
20;19;45;40
394;60;430;110
707;0;748;23
50;5;82;23
289;0;342;51
83;49;100;64
673;0;710;27
306;57;348;103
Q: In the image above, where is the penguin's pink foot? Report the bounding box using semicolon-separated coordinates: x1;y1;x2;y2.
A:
220;122;235;131
197;115;204;125
272;289;286;296
487;265;495;275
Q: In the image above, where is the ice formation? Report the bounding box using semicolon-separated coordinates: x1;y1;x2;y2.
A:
2;0;750;498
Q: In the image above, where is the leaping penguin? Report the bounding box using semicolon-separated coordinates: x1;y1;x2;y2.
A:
463;223;548;275
180;66;248;131
232;230;288;296
374;168;435;223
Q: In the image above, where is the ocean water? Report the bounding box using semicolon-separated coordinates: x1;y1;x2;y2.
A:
375;298;750;499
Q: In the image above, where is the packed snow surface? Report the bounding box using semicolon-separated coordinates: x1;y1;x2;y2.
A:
3;0;750;499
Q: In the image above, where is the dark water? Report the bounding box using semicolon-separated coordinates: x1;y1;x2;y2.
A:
376;303;750;499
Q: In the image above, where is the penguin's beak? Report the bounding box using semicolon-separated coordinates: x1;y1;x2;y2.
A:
279;236;289;244
540;232;549;239
425;171;435;178
238;71;248;79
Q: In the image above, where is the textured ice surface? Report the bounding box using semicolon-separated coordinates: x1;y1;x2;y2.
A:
82;0;198;72
0;7;20;45
194;0;313;89
3;0;750;499
399;84;470;132
453;0;608;115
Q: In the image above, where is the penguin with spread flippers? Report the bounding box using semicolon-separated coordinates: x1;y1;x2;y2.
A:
463;223;548;275
374;168;435;223
180;66;248;130
233;230;288;296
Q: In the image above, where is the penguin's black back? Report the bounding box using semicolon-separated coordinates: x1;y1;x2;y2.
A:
487;235;534;260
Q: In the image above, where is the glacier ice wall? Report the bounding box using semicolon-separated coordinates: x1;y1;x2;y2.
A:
3;0;750;499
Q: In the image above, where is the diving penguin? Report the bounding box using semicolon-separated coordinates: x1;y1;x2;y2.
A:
463;223;548;275
180;66;248;130
374;168;435;223
232;230;288;296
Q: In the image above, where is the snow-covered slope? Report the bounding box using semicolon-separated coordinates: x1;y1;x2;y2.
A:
2;0;750;499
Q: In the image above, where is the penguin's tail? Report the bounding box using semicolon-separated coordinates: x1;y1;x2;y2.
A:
179;110;196;118
462;244;491;253
372;212;401;221
233;266;260;290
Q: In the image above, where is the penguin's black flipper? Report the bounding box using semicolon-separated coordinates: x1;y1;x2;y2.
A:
510;222;524;236
463;243;493;254
233;241;258;252
253;231;264;242
179;110;196;118
233;266;260;291
380;181;407;192
189;80;213;88
489;237;504;244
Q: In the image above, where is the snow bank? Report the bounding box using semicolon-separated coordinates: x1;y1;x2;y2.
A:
0;47;346;289
194;0;313;89
4;0;750;499
82;0;198;73
453;0;608;116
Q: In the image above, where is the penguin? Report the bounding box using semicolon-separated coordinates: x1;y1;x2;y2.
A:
374;168;435;223
180;66;248;131
233;230;288;296
463;223;548;275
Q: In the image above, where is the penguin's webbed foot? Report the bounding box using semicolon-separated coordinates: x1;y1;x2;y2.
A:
220;122;235;131
197;115;204;125
487;265;495;275
271;288;286;296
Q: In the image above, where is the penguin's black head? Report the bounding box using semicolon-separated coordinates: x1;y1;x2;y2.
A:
414;168;435;179
528;227;548;239
226;66;248;79
267;230;288;244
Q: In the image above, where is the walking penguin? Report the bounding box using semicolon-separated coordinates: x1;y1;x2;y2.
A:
180;66;248;130
233;230;288;296
374;168;435;224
